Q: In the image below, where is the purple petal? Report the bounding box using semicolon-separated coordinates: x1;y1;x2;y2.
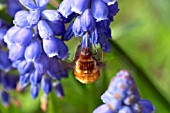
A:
42;10;61;21
38;20;53;39
43;37;68;59
53;82;64;98
9;44;25;61
24;40;42;62
0;28;7;42
13;10;30;28
62;22;74;41
1;91;10;107
118;106;133;113
4;26;21;46
139;99;155;113
58;0;72;18
47;20;65;36
41;76;52;95
72;16;83;37
30;84;40;99
102;0;116;5
108;2;119;21
81;34;91;49
19;0;37;10
35;0;49;10
30;69;43;85
34;53;49;74
14;27;33;46
27;10;40;26
71;0;89;14
93;104;113;113
80;9;96;31
92;0;109;21
17;60;33;74
19;73;30;86
0;50;11;72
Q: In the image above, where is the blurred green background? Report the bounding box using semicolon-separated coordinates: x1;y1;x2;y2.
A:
1;0;170;113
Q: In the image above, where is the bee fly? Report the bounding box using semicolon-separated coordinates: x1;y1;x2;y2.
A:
74;46;102;84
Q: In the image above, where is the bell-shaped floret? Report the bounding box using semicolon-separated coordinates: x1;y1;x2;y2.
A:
38;20;53;39
102;0;116;5
71;0;89;14
25;40;42;62
1;91;10;107
0;50;11;72
30;84;40;99
19;0;37;10
58;0;73;18
35;0;49;10
34;53;49;74
53;81;64;98
27;10;41;26
72;16;83;37
41;76;52;95
92;0;109;22
17;60;33;74
30;70;43;85
62;22;74;41
139;100;155;113
13;10;30;28
43;37;68;59
4;26;21;46
42;10;61;22
14;27;33;46
81;9;96;32
47;20;65;36
93;104;113;113
9;44;25;61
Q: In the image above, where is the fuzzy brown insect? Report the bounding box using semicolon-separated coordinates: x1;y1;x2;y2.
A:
74;47;100;84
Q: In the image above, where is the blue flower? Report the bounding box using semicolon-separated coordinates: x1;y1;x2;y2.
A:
80;9;96;32
41;76;52;95
71;0;89;14
93;70;155;113
14;27;33;46
30;84;40;99
24;39;42;62
17;60;33;74
102;0;117;5
9;44;25;61
72;16;84;37
53;81;64;98
4;26;22;47
43;37;68;59
0;91;10;107
62;22;74;41
58;0;73;18
0;50;11;72
59;0;119;52
92;0;109;22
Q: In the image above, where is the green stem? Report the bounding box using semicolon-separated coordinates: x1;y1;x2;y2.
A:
109;40;170;108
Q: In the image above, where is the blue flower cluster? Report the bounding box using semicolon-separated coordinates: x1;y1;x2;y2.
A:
93;70;155;113
59;0;119;52
0;20;19;107
3;0;120;101
3;0;67;99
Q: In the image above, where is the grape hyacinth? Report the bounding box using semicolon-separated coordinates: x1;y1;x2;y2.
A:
0;20;19;107
93;70;155;113
3;0;68;100
60;0;119;52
